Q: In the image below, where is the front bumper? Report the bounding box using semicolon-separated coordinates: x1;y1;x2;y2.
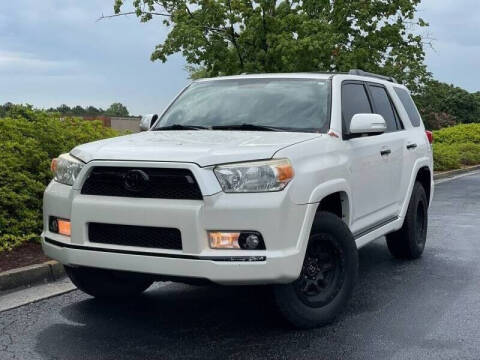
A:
42;162;316;285
42;237;306;285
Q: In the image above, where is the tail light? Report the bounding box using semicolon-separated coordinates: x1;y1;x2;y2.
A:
425;130;433;144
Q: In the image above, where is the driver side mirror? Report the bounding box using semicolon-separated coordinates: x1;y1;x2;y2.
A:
139;114;158;131
349;114;386;135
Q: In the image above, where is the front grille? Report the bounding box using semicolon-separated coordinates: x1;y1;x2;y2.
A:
81;167;202;200
88;223;182;250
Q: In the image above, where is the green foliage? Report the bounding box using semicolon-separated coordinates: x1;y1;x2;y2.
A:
105;102;129;117
114;0;430;92
0;106;123;251
414;81;480;129
86;105;103;115
432;143;461;171
434;123;480;145
456;143;480;166
433;124;480;171
2;103;129;117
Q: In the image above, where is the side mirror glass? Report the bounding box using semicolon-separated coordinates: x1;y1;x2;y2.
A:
139;114;158;131
349;114;386;135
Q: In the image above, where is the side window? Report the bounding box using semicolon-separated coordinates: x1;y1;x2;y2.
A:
368;85;398;132
394;87;422;127
342;83;372;132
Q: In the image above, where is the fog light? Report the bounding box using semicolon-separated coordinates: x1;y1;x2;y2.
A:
245;234;260;249
49;217;71;236
238;232;265;250
49;217;58;233
208;231;265;250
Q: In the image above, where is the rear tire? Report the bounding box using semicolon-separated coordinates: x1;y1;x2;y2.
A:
273;211;358;329
65;266;154;298
386;181;428;259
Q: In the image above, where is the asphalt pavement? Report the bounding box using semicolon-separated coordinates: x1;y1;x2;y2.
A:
1;172;480;360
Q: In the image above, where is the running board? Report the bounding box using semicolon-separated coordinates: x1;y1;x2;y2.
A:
353;216;399;240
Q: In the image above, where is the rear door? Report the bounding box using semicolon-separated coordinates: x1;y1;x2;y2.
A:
342;81;395;234
393;86;432;202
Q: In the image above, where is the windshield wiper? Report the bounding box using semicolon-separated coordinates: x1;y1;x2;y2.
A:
211;123;284;132
153;124;208;131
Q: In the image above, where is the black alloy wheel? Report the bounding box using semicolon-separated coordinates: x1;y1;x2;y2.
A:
295;233;345;308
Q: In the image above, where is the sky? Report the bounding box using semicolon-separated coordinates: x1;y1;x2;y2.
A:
1;0;479;115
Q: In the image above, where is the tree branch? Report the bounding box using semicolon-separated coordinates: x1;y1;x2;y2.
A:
227;0;244;70
97;11;170;22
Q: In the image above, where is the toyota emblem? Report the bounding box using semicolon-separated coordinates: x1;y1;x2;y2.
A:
123;169;150;192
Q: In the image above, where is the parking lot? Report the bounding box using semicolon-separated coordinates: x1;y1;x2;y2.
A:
1;172;480;360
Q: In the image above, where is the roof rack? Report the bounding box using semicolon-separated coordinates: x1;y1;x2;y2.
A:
348;69;397;83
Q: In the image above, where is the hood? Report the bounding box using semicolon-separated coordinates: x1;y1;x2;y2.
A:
71;130;322;167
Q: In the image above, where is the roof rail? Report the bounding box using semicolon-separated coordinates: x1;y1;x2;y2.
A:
348;69;397;83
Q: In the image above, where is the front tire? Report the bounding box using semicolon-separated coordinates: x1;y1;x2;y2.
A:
273;211;358;329
386;181;428;259
65;266;154;298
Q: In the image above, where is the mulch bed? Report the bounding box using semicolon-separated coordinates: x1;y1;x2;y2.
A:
0;242;51;273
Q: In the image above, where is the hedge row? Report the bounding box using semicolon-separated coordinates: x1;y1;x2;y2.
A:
0;106;122;251
433;124;480;171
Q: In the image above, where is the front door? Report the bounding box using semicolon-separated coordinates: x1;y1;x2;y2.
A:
341;81;399;234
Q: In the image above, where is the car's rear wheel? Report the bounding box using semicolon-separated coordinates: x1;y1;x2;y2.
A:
386;181;428;259
273;211;358;329
65;266;154;298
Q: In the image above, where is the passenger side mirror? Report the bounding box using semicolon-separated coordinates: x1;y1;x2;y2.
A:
349;114;386;135
139;114;158;131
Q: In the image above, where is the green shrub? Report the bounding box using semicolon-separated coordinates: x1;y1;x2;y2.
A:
432;143;461;171
433;124;480;171
455;143;480;166
434;123;480;145
0;107;124;251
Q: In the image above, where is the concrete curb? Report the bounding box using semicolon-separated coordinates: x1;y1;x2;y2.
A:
433;164;480;181
0;260;65;292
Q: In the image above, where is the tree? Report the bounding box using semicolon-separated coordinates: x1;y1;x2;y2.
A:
111;0;430;92
0;102;13;118
0;103;39;121
57;104;71;114
105;102;129;117
414;80;480;129
86;106;102;115
71;105;87;116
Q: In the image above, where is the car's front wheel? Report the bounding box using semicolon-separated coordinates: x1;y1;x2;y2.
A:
273;211;358;329
65;266;154;298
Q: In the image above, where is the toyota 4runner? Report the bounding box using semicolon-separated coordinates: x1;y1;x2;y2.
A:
42;70;434;328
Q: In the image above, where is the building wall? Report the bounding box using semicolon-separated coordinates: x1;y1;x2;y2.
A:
110;117;141;132
79;116;141;132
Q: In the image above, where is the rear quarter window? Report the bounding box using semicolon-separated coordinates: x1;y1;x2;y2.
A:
394;87;422;127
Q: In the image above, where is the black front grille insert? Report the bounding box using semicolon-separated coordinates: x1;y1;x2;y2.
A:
89;223;182;250
81;167;202;200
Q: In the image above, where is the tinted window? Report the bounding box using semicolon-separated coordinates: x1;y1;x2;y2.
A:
394;87;422;127
156;79;331;132
369;85;398;132
342;83;372;132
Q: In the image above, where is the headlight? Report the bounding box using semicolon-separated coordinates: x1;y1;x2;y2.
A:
214;159;294;193
50;153;85;186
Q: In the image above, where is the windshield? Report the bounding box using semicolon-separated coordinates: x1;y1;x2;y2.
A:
155;78;331;132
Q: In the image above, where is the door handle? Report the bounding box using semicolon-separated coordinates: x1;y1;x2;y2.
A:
406;143;418;150
380;149;392;156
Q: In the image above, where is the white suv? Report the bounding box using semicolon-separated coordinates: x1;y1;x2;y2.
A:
42;70;434;328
